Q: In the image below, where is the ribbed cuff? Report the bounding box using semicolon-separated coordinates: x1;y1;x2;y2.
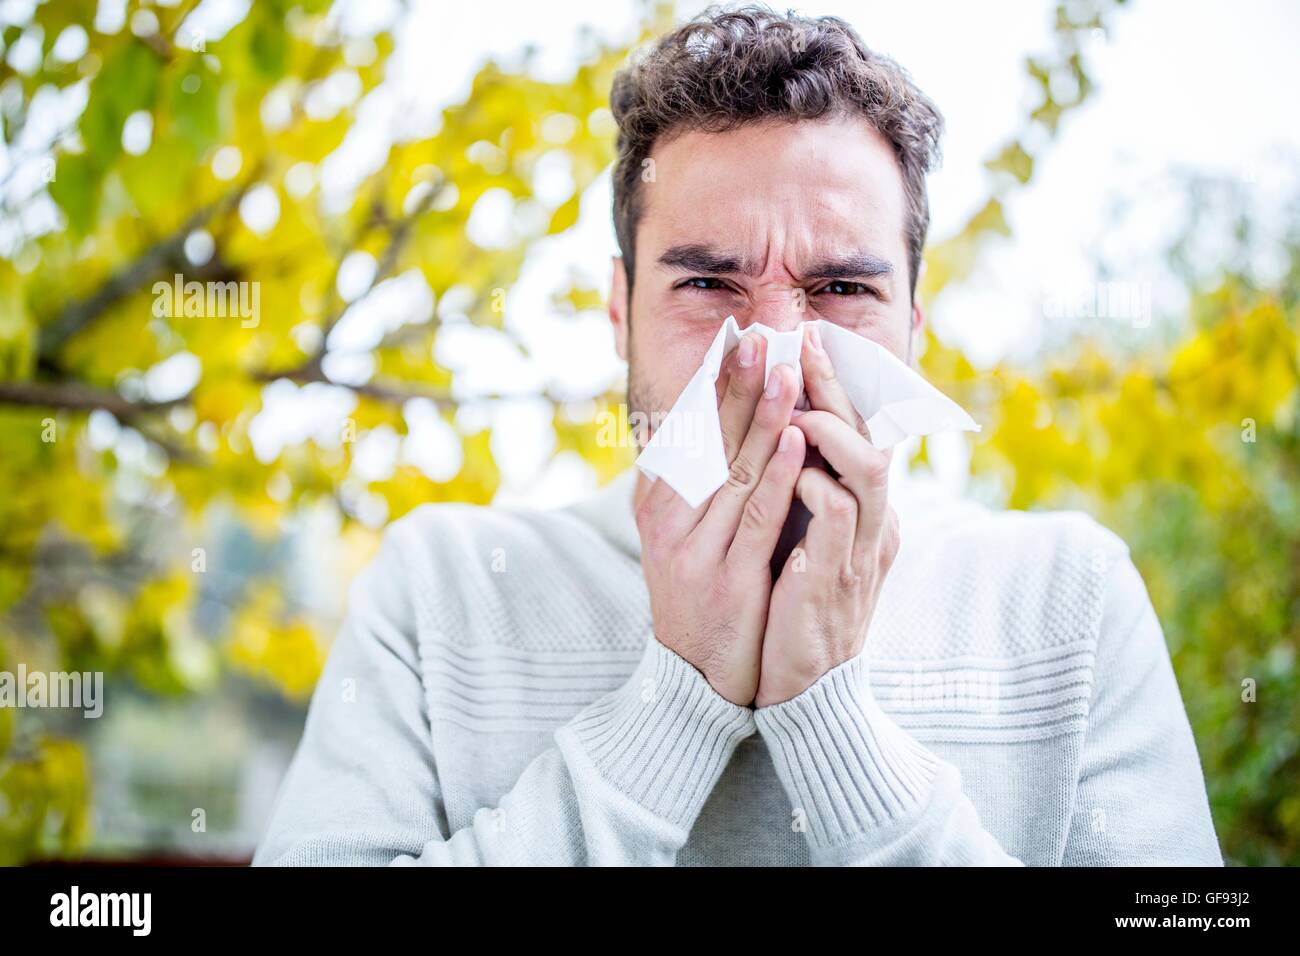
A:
562;634;756;831
754;653;941;850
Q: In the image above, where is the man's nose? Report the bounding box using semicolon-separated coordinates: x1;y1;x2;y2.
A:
736;288;806;333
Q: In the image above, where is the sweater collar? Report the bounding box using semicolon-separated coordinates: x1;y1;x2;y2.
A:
566;466;642;560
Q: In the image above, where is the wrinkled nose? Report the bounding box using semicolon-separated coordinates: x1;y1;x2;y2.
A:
735;288;806;335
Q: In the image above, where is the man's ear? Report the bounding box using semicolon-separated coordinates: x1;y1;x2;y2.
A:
910;296;926;340
909;259;928;366
609;254;630;362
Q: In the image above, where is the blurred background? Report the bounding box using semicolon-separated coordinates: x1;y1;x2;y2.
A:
0;0;1296;865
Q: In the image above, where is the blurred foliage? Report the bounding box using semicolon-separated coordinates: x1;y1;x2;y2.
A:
923;214;1300;865
0;0;668;861
912;0;1299;861
0;0;1292;867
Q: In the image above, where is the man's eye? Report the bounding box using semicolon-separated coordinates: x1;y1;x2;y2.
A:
679;277;729;292
818;280;877;297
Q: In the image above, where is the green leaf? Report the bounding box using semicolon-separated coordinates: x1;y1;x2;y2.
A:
0;265;33;382
169;61;222;156
47;152;101;236
119;133;194;218
82;41;162;167
546;190;581;234
249;8;289;79
985;141;1034;185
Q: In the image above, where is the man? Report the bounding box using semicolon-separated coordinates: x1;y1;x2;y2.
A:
254;5;1221;866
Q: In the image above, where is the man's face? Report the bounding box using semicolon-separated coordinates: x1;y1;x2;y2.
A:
609;115;924;439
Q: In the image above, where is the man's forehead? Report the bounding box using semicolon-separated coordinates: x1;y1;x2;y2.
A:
639;120;907;260
648;118;904;197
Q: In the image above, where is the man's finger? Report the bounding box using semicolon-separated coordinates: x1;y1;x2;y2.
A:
725;425;804;572
794;409;892;557
789;466;856;574
638;455;710;543
800;323;870;441
718;331;766;464
695;362;799;555
713;349;735;406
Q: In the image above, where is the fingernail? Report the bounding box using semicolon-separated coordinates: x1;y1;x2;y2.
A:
808;324;822;352
778;428;791;453
738;335;757;368
764;367;783;399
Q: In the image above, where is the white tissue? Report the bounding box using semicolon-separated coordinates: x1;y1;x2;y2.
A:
635;315;980;508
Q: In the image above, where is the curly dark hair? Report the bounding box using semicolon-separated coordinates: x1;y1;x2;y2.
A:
610;3;944;299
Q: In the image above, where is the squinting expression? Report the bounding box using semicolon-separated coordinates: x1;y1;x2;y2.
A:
608;114;925;439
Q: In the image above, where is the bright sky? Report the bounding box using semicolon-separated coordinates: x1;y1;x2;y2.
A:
365;0;1300;506
8;0;1300;512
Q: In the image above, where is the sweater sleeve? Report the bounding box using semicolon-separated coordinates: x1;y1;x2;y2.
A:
1060;548;1223;864
753;542;1224;867
252;525;755;867
754;652;1023;866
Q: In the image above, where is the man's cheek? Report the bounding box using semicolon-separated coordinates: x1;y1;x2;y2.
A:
653;298;732;335
635;302;723;357
643;336;725;407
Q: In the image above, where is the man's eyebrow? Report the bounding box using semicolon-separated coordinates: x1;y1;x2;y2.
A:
800;253;894;282
656;244;894;282
657;243;756;276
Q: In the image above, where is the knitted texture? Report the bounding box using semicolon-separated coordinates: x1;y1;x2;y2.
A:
253;468;1222;866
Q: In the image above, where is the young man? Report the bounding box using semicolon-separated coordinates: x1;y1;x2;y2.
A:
254;6;1221;866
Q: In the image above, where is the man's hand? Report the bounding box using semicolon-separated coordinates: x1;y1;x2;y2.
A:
755;324;901;708
636;331;805;706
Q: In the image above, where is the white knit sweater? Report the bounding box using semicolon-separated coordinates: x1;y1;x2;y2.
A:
253;466;1223;866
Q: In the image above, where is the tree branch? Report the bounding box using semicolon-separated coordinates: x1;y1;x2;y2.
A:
37;171;262;361
314;176;448;349
0;382;199;463
0;381;188;418
250;364;457;408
